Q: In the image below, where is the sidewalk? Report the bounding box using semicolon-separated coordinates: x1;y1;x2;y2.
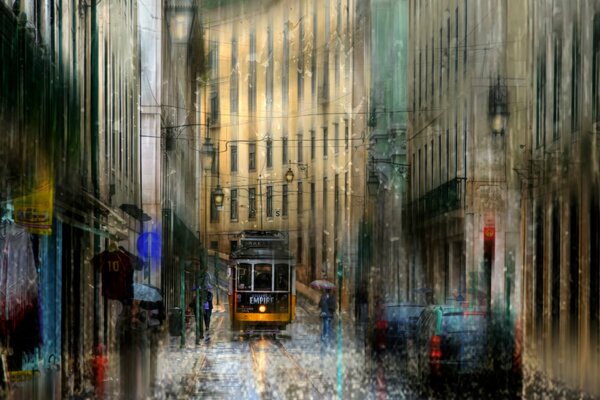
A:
152;303;227;399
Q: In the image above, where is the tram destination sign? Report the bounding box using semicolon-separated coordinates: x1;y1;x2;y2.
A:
249;294;274;304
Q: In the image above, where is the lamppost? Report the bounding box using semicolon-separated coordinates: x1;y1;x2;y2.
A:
489;76;509;135
212;184;224;305
196;136;214;344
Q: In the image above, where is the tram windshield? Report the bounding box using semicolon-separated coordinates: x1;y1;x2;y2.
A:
237;263;252;291
253;263;272;291
274;263;289;291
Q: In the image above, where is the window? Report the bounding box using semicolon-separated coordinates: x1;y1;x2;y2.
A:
297;134;303;163
310;182;316;210
282;24;289;108
210;40;219;123
282;184;288;217
298;10;305;103
230;189;238;221
249;187;257;219
211;142;219;175
534;203;544;334
418;51;422;109
297;236;303;264
230;39;238;114
553;33;562;140
282;136;288;165
322;4;330;100
424;144;428;192
266;138;273;168
334;174;340;230
249;31;257;113
237;263;252;290
344;122;349;151
249;142;256;171
551;197;560;340
571;24;580;133
569;197;579;344
231;145;238;172
275;264;289;291
323;127;328;157
594;14;600;125
266;185;273;218
297;182;303;216
310;130;316;159
455;7;458;87
266;27;273;107
425;44;428;103
463;0;468;72
334;123;339;155
431;36;434;98
323;176;328;223
344;172;348;215
536;55;547;147
254;263;273;291
312;2;317;97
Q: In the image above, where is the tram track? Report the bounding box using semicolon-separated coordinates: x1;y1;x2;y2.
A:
248;334;325;400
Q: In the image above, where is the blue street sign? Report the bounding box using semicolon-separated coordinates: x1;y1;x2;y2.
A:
137;231;161;259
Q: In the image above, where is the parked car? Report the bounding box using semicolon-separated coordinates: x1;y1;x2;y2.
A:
412;305;489;388
373;303;425;354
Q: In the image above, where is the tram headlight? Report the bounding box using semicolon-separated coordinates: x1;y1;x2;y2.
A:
258;304;267;313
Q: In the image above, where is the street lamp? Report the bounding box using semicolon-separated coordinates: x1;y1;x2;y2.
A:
285;168;294;184
195;136;215;344
166;0;194;45
489;76;509;135
213;184;224;207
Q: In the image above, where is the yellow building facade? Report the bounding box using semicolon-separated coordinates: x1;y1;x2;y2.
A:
197;0;356;293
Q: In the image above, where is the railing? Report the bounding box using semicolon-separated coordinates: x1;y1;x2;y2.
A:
405;177;466;226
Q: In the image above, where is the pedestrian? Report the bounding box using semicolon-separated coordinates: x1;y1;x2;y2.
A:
147;301;165;392
318;289;336;342
204;285;214;331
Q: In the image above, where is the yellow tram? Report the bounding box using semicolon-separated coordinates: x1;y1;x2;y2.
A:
228;230;296;333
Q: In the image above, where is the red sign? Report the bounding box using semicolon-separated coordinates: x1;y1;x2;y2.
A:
483;227;495;240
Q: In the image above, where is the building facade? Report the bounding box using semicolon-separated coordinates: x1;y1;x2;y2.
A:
521;0;600;394
361;0;409;314
0;0;143;397
198;0;357;307
407;0;528;327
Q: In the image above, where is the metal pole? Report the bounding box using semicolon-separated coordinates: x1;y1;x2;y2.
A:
195;262;202;343
180;258;185;348
259;175;263;229
214;251;219;305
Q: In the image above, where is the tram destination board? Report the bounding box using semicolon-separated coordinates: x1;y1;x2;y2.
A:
235;292;289;313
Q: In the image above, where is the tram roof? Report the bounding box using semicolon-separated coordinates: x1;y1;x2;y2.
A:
230;246;294;260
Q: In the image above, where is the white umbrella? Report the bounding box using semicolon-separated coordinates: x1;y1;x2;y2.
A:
133;283;162;302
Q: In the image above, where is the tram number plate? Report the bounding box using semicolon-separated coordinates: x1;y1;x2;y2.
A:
249;294;274;305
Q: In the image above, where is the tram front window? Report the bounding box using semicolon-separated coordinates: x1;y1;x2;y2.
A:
274;264;289;291
238;263;252;291
253;263;272;291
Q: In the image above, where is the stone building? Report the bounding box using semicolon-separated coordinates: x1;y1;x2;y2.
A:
521;0;600;394
197;0;357;306
406;0;528;323
0;0;143;396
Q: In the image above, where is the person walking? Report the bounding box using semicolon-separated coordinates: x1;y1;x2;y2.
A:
203;285;214;331
319;289;336;343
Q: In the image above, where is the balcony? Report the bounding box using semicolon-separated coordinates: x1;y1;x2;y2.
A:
407;177;466;225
